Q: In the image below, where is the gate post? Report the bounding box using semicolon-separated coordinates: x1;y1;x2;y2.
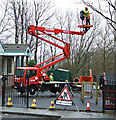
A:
26;72;30;108
102;77;105;112
81;81;84;103
95;82;98;104
2;75;5;106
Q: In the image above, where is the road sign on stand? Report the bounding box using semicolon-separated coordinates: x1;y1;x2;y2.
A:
54;85;74;106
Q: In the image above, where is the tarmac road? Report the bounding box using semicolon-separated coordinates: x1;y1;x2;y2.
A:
1;89;103;112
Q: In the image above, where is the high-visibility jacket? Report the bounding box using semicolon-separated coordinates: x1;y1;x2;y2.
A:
50;75;54;81
84;10;90;18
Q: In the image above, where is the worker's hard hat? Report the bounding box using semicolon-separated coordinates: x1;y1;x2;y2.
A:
85;7;88;9
51;73;53;75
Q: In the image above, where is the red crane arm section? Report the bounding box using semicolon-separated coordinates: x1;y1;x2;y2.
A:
28;31;70;57
27;25;71;71
40;56;67;71
78;25;93;28
27;25;86;36
35;35;64;50
36;53;64;68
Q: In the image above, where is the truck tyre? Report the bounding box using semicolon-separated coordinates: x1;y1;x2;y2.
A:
30;86;36;95
50;89;57;94
20;91;25;95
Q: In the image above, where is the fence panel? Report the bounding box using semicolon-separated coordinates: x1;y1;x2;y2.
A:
103;78;116;111
81;81;98;104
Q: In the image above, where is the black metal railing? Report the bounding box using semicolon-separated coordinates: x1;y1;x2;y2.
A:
2;74;30;108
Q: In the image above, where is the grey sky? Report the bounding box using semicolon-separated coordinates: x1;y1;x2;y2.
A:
52;0;84;12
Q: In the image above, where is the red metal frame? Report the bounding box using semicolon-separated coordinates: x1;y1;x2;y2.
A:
27;25;86;36
27;25;92;73
78;25;93;28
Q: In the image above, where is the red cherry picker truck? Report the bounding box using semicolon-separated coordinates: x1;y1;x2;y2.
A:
13;24;93;95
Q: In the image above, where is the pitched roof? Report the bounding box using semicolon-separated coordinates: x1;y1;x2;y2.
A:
2;44;29;51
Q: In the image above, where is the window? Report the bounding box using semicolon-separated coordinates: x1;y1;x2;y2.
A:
26;70;37;78
16;69;25;77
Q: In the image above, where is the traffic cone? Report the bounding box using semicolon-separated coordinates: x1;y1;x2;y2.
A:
6;97;13;107
31;99;36;109
49;101;55;110
86;101;91;111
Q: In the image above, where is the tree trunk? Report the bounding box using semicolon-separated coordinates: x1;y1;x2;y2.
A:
34;37;38;63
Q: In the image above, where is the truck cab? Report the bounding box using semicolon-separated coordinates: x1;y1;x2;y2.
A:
14;67;50;95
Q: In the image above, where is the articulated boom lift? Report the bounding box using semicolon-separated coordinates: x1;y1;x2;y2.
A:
27;25;93;78
14;24;93;95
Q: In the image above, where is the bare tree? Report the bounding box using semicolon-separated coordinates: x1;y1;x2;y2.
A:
8;0;33;66
32;0;55;63
69;12;101;76
56;11;104;77
23;0;33;64
92;24;114;74
81;0;116;31
9;0;22;44
81;0;115;74
0;0;11;43
20;0;33;65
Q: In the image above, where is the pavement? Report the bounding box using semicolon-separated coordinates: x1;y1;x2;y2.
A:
0;106;116;119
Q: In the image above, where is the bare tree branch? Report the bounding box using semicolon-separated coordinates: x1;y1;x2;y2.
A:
81;0;116;31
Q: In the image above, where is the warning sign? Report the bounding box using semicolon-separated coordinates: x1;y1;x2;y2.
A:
54;85;73;106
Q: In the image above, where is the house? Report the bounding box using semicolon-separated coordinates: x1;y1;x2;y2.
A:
0;43;32;75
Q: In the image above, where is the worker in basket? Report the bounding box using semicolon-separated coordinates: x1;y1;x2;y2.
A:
84;7;90;31
80;10;85;25
80;7;90;32
49;73;54;82
84;7;90;25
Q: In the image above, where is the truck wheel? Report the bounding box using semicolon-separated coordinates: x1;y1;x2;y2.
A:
30;86;36;95
20;91;25;95
49;89;57;94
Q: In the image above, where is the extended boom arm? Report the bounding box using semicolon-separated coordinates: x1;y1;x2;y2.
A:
27;25;92;72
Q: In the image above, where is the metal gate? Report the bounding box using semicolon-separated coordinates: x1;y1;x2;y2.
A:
2;74;29;108
103;75;116;112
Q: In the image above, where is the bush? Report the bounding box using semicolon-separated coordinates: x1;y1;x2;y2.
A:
27;60;36;67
